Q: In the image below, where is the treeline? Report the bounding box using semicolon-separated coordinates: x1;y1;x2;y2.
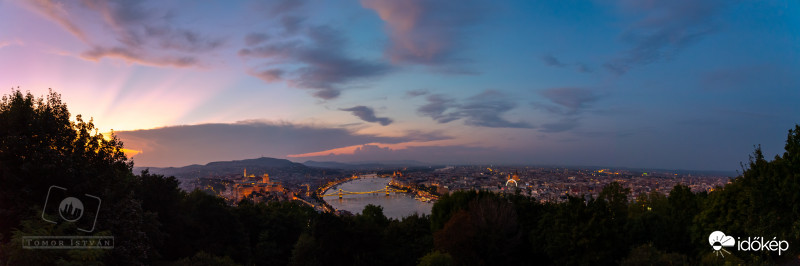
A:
1;90;799;265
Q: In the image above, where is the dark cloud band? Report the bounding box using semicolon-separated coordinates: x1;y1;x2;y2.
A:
340;106;393;126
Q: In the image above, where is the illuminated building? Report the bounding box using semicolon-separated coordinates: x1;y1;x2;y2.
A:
233;169;286;202
505;171;520;187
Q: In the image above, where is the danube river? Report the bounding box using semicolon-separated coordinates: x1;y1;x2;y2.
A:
324;176;432;219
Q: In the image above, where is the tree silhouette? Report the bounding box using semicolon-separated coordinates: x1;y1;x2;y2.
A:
2;89;798;264
434;196;523;265
0;89;140;263
694;125;800;262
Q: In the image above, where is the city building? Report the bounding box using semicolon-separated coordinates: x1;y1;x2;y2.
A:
233;169;287;202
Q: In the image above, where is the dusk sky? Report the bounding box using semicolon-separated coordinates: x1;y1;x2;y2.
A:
1;0;798;170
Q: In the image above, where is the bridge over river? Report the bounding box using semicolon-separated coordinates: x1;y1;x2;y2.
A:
322;176;432;219
321;186;407;199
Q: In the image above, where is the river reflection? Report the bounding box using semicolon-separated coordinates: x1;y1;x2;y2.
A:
324;177;432;219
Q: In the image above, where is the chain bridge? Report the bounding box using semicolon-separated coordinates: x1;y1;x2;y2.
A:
321;186;407;199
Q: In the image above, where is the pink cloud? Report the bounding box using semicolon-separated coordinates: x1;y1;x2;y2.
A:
20;0;222;68
247;69;285;83
26;0;92;44
239;26;391;99
361;0;485;65
291;143;499;164
0;39;24;49
81;46;198;68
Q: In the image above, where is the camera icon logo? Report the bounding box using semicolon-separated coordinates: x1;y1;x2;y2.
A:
41;185;102;233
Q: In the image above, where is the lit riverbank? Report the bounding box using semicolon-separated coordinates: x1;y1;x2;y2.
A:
323;176;432;219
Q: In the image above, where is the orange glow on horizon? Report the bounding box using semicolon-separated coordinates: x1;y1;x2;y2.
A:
287;144;366;157
122;148;142;157
287;140;461;158
101;132;142;158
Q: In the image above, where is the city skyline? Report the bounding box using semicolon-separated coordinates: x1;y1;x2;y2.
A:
1;0;799;170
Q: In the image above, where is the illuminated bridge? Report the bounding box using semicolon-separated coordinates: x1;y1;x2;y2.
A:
322;186;407;199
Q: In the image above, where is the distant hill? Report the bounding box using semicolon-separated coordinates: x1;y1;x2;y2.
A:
134;157;325;179
302;160;435;169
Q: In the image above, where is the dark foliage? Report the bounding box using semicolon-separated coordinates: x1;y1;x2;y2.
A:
1;89;798;265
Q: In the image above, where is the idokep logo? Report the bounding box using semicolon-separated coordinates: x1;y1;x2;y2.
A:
709;231;790;257
708;231;735;257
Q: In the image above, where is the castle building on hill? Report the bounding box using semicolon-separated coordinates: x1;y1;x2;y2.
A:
233;169;287;202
